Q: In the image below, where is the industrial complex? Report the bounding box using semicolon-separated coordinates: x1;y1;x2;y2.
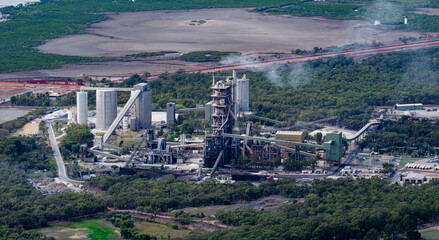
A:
50;69;391;183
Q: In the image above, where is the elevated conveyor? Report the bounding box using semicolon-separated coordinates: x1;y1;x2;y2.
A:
342;120;382;142
103;89;141;143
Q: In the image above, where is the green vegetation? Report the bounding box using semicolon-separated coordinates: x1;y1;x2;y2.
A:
129;51;177;58
188;178;439;240
256;0;439;31
361;117;439;156
399;156;423;167
422;228;439;240
179;51;240;62
134;221;191;239
11;91;78;107
59;123;94;160
0;0;292;73
40;217;120;240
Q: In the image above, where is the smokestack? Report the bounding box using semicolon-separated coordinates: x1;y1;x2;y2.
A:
212;71;215;85
232;70;238;118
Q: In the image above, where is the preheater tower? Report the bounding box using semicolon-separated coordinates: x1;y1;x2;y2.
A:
96;90;117;130
76;92;88;124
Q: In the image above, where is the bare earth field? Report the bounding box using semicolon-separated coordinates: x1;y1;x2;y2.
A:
37;8;420;57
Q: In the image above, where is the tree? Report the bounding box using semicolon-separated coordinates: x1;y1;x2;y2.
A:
315;132;323;145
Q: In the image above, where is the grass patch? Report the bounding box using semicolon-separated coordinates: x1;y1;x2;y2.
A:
129;51;177;58
39;217;120;240
134;221;190;239
422;229;439;240
179;51;240;62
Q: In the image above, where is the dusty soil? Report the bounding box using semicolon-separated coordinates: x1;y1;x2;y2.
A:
37;8;420;57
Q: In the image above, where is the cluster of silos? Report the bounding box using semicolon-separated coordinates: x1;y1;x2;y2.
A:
96;90;117;130
77;92;88;124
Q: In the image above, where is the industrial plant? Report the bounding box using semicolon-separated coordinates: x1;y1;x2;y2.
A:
66;70;378;181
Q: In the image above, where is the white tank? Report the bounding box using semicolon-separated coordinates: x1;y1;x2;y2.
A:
76;92;88;124
96;90;117;130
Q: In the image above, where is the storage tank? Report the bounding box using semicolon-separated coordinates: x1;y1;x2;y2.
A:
76;92;88;124
134;83;152;129
96;90;117;130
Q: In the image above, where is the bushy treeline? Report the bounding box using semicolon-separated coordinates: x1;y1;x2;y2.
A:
0;135;54;170
11;91;78;107
0;162;106;239
89;175;307;212
188;178;439;240
361;116;439;155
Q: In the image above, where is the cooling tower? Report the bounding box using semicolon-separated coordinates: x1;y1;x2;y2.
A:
96;90;117;130
76;92;88;124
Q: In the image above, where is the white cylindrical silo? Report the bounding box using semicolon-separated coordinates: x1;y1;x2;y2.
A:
240;75;250;112
96;90;117;130
134;83;152;129
76;92;88;124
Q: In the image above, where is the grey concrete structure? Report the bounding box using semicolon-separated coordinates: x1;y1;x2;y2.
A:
237;74;249;112
134;83;152;129
205;101;212;120
96;90;117;130
76;92;88;124
166;102;175;126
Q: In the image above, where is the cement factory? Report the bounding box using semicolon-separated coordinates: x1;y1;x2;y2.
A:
67;70;376;180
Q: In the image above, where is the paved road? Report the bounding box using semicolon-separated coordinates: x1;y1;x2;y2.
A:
46;121;83;184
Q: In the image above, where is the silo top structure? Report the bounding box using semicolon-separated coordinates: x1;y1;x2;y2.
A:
96;90;117;130
76;92;88;124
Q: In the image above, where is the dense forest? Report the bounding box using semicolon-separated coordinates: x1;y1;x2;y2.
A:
187;178;439;240
361;116;439;156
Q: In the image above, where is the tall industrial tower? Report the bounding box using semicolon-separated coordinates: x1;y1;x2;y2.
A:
76;92;88;125
134;83;152;129
204;71;240;169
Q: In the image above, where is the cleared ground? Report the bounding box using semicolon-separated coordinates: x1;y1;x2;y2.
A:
134;221;191;239
38;217;120;240
37;8;420;58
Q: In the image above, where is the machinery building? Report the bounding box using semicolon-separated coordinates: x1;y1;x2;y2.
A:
394;103;423;111
76;91;88;125
96;90;117;130
275;131;305;146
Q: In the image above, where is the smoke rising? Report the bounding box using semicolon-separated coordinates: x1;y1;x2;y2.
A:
220;54;314;89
